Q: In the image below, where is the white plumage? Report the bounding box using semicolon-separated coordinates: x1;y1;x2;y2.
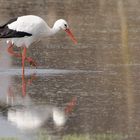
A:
7;15;51;47
8;15;47;33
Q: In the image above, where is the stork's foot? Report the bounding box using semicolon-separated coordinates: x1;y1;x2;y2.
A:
26;57;37;68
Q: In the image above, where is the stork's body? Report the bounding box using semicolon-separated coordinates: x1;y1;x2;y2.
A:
1;15;58;47
0;15;77;75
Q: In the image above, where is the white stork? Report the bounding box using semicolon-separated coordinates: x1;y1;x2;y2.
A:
0;15;77;75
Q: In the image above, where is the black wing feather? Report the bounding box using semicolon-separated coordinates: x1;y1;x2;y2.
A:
0;17;32;38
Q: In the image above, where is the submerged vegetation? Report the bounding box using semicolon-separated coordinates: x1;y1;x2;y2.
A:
62;134;127;140
38;133;128;140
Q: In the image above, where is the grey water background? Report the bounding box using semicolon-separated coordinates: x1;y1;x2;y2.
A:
0;0;140;140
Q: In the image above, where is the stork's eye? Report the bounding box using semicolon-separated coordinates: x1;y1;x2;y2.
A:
64;24;67;27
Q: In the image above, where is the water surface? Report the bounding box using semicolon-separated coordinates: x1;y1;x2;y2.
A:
0;0;140;140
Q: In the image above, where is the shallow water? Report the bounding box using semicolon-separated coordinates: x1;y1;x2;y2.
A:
0;0;140;140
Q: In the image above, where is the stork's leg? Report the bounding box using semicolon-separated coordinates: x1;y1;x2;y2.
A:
22;47;26;75
22;47;26;96
22;70;26;97
7;42;37;67
7;42;21;58
25;57;37;67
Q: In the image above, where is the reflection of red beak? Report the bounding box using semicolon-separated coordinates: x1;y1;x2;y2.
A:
65;29;77;44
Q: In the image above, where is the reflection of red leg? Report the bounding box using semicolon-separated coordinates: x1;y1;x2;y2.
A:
7;43;37;67
28;73;36;85
65;97;77;114
22;47;26;97
22;73;26;97
22;73;36;97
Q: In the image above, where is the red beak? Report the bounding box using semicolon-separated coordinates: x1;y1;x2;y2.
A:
65;29;77;44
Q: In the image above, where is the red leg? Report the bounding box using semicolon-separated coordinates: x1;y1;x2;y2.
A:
25;57;37;67
7;42;37;67
7;42;21;58
22;47;26;96
22;47;26;75
22;70;26;97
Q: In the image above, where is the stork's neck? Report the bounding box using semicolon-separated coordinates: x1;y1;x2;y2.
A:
46;21;61;36
51;24;60;35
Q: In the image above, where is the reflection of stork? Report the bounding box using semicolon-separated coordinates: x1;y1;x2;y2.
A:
6;97;77;130
0;15;77;75
53;97;77;127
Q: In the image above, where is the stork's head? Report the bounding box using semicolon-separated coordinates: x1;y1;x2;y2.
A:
54;19;77;44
